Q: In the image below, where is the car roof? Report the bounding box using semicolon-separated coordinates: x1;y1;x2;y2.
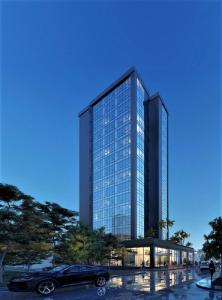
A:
68;264;97;268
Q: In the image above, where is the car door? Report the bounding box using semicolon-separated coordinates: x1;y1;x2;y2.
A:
60;266;82;286
79;266;96;283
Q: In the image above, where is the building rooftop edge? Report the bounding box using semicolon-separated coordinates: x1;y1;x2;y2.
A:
78;66;150;117
148;92;169;114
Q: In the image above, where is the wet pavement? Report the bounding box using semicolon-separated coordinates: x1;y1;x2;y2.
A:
0;268;222;300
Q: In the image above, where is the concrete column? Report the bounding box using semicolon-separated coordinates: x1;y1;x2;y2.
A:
150;271;155;293
150;244;155;268
179;250;183;265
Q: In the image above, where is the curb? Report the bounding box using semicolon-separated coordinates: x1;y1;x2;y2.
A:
196;281;222;292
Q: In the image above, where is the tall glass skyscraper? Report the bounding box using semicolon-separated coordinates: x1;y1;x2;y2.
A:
79;67;168;240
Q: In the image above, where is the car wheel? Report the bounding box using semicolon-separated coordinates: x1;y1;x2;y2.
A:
97;287;106;296
36;280;55;295
95;276;106;287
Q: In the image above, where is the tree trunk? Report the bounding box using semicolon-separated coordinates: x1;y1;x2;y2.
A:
0;252;7;283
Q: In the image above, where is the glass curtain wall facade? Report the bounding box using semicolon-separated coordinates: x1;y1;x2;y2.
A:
79;67;169;242
161;106;168;239
92;74;147;240
188;252;194;264
109;245;192;268
136;78;145;238
125;247;150;267
155;247;168;267
182;251;188;264
170;249;180;265
93;78;132;239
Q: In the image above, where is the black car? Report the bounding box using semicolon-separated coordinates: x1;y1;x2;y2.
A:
7;264;110;296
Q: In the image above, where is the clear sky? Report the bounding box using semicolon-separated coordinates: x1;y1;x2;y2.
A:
1;1;221;250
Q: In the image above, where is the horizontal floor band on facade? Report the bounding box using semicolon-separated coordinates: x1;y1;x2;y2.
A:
122;238;194;252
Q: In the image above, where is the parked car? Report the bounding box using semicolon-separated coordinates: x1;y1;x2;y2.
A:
199;261;209;271
7;264;110;296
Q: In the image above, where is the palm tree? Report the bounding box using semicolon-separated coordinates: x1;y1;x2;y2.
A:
166;219;175;228
170;230;190;246
146;227;156;238
159;220;167;230
159;219;175;239
185;241;192;247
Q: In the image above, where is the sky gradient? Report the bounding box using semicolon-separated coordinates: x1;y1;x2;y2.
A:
1;1;221;250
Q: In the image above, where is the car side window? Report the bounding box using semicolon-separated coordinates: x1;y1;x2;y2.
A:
81;266;93;271
66;266;80;273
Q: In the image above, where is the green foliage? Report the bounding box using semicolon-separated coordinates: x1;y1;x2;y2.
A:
60;224;118;265
0;184;53;268
159;219;175;229
110;242;131;267
185;241;192;247
146;227;156;238
37;201;78;263
159;220;166;229
167;219;175;228
158;219;175;239
0;183;78;269
0;182;122;272
170;230;191;246
203;217;222;260
0;184;27;253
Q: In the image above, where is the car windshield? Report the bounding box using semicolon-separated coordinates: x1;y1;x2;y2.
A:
50;265;69;272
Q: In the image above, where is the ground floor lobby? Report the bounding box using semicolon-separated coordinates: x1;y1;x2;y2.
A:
110;238;194;268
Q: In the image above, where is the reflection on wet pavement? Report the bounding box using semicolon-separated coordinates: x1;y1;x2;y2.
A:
109;269;195;292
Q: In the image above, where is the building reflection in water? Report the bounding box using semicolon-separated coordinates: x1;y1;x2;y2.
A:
109;269;195;293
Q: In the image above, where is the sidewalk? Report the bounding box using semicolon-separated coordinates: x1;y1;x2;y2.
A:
196;273;222;291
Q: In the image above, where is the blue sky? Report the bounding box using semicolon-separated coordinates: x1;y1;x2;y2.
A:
1;1;221;250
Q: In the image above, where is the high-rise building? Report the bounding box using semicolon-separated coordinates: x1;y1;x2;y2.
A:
79;67;168;240
144;94;169;240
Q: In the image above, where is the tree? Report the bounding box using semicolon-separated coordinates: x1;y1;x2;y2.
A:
0;183;79;280
63;224;92;264
110;241;131;267
170;230;191;246
159;219;175;238
167;219;175;229
146;227;156;238
159;220;166;230
145;219;175;239
0;185;55;276
61;224;118;265
37;202;78;264
203;217;222;277
0;184;30;281
14;197;53;271
185;242;192;247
